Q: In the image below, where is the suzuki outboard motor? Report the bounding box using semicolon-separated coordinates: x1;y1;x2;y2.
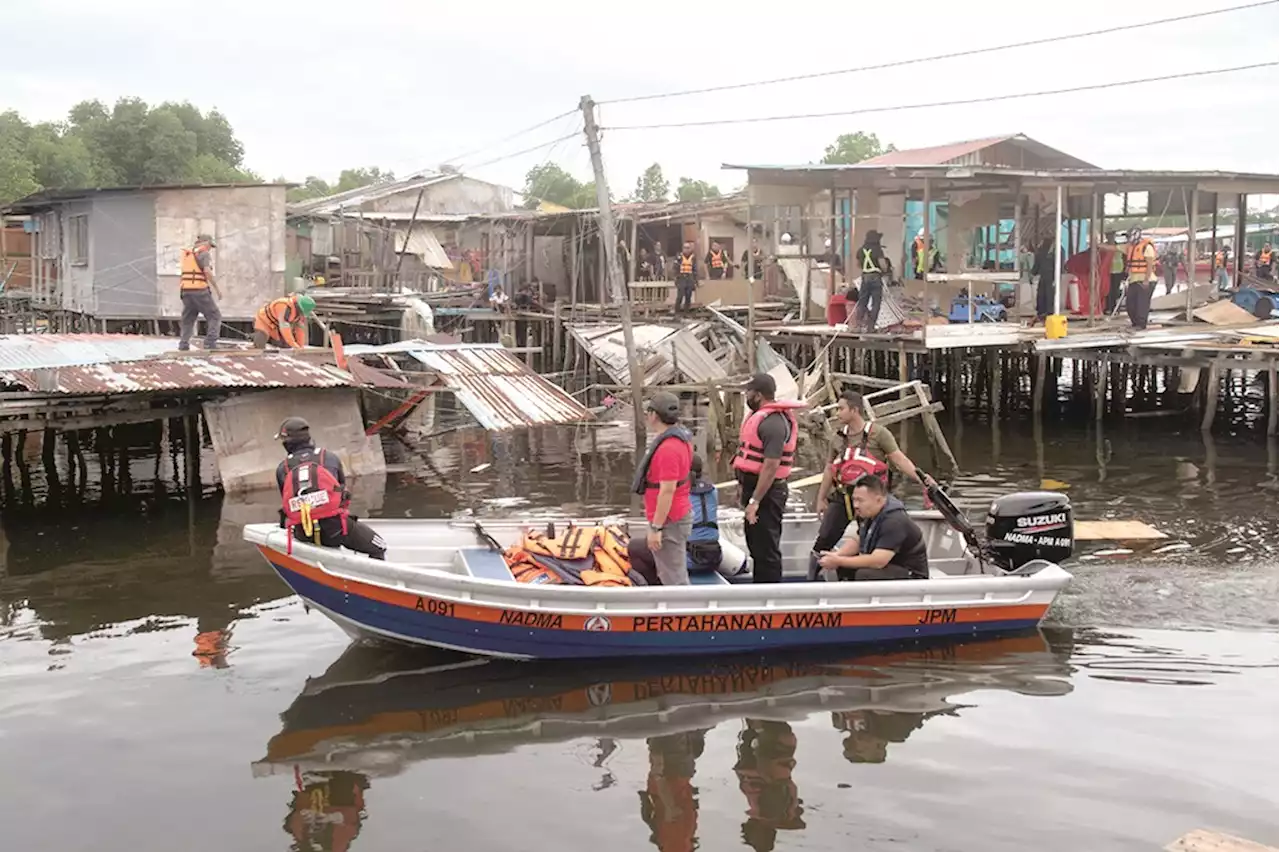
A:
984;492;1074;572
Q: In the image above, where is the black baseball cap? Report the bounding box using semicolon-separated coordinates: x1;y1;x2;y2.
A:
645;391;680;420
743;372;776;395
274;417;311;440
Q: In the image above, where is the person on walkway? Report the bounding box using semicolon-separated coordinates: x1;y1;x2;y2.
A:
1159;242;1180;296
910;231;926;280
630;391;693;586
1105;234;1125;315
741;241;765;281
853;231;888;332
705;241;728;281
276;417;387;560
1256;242;1274;281
810;390;936;579
177;234;223;351
1125;228;1157;330
1031;237;1056;320
652;241;667;280
674;242;698;313
733;373;804;583
816;476;929;581
1215;243;1233;290
254;293;316;349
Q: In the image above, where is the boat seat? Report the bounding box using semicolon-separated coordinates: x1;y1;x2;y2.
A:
688;570;730;586
454;547;516;582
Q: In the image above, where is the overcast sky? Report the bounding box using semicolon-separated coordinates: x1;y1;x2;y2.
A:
4;0;1278;196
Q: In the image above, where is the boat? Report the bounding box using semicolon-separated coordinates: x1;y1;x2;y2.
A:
243;488;1076;659
251;631;1076;779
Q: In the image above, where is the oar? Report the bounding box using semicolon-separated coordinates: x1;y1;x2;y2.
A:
714;471;823;491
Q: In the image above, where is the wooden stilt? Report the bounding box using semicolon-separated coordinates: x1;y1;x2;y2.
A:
1201;360;1220;432
0;432;12;506
1268;369;1278;437
991;352;1002;422
1033;354;1047;418
1095;358;1107;421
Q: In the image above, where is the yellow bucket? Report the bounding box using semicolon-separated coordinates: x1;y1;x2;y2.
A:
1045;314;1068;340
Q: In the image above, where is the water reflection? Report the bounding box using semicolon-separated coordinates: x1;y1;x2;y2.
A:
254;633;1075;851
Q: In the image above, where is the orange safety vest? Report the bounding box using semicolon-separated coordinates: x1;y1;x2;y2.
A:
1126;239;1153;277
710;249;724;269
1259;250;1274;266
179;249;210;291
732;400;806;479
679;254;694;275
255;297;302;341
1216;250;1230;269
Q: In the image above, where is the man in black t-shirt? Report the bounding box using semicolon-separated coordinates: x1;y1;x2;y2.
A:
816;476;928;581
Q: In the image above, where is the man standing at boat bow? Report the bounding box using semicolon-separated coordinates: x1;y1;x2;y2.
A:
631;392;693;585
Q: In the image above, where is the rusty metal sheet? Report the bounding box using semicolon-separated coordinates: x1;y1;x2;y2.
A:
0;354;354;394
0;334;179;370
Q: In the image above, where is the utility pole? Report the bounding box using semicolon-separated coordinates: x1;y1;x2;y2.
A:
580;95;648;452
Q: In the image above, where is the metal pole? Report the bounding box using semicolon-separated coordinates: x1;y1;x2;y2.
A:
580;95;647;451
1053;184;1063;316
1235;192;1247;287
921;178;931;343
746;204;756;371
1186;187;1198;319
1089;190;1099;326
393;186;426;279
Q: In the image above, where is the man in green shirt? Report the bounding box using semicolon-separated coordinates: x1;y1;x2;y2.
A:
810;390;935;578
1106;235;1126;315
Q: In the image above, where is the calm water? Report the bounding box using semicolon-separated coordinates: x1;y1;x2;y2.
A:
0;415;1276;851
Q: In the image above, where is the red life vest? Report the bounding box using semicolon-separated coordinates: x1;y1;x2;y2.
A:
732;400;806;479
831;423;891;488
281;448;348;528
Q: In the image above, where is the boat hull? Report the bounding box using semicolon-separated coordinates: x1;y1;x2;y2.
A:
257;541;1066;660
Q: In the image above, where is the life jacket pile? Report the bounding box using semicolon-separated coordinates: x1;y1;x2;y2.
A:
503;523;645;587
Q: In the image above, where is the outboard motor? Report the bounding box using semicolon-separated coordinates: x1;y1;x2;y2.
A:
984;492;1074;572
927;485;1073;574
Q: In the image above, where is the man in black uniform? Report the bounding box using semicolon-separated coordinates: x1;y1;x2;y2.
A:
275;417;387;560
853;231;888;332
816;476;928;581
733;373;795;583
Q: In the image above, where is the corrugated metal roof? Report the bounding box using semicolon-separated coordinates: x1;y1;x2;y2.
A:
0;354;354;395
0;334;182;370
393;225;452;269
345;341;591;430
859;136;1015;166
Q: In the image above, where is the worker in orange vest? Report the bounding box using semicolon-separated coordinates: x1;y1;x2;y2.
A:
254;293;317;348
177;234;223;350
1124;228;1157;330
1257;242;1274;281
704;241;728;281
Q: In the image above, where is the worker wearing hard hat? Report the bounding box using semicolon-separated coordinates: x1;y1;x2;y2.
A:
1124;228;1157;330
254;293;317;349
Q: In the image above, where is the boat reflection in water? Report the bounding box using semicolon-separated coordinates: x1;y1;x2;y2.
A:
258;631;1074;851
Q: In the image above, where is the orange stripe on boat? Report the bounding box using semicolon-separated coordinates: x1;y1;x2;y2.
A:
262;545;1048;632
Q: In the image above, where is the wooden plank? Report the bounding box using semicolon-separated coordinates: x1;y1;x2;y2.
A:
1193;299;1257;326
1075;520;1166;541
1165;829;1278;852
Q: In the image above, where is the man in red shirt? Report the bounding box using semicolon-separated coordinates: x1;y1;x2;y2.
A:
630;391;693;585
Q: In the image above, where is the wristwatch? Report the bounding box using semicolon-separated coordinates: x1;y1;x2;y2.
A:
747;497;758;507
649;523;665;532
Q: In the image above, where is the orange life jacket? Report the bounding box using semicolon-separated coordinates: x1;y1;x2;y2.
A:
710;249;724;269
679;254;694;275
1127;239;1153;277
1259;250;1273;266
179;249;210;291
732;400;806;479
1216;249;1231;269
504;524;636;587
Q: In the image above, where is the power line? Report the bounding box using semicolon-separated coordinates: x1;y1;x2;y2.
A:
437;109;579;169
605;63;1279;130
599;1;1277;105
461;131;582;172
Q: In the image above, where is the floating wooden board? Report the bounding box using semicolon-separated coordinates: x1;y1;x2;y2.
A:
1193;299;1257;326
1074;520;1167;541
1166;829;1279;852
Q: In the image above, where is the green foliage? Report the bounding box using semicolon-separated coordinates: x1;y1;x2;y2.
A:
0;98;256;204
521;163;599;209
676;177;721;203
820;131;895;165
632;163;669;202
286;167;396;203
